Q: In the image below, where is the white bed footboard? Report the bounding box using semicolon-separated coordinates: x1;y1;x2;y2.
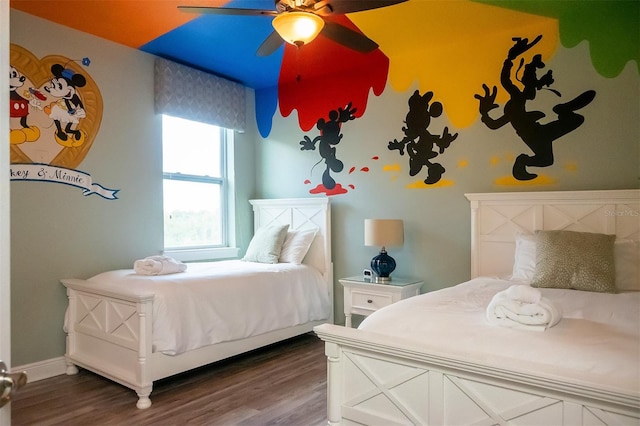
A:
63;278;155;409
314;324;640;426
64;277;330;409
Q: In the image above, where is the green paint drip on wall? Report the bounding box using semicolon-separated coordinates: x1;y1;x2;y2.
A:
474;0;639;78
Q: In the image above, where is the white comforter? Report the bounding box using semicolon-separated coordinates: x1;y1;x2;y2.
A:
359;278;640;395
87;260;331;355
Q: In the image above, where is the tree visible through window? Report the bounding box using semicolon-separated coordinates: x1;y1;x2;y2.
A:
162;114;231;252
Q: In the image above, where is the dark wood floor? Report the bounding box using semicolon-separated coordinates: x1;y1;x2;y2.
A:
12;333;328;426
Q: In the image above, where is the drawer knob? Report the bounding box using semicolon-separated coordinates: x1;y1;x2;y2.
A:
367;299;373;303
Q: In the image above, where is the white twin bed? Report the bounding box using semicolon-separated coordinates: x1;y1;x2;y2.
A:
62;197;333;409
315;189;640;426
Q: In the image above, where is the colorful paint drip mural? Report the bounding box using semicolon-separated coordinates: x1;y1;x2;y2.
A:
9;44;118;199
13;1;637;133
11;0;638;195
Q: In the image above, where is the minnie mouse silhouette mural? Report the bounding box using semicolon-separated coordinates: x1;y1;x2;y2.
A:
300;102;357;194
475;35;596;181
388;90;458;185
9;44;117;199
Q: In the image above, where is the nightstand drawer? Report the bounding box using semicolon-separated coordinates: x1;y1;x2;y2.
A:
340;276;424;327
351;291;393;312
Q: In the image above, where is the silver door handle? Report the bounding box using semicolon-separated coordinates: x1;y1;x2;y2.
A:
0;361;27;408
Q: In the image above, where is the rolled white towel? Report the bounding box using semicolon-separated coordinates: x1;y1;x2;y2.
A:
486;285;562;331
134;255;187;276
505;284;541;304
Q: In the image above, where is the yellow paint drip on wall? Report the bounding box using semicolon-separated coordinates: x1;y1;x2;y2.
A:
383;163;402;172
407;178;455;188
494;174;557;186
350;0;558;129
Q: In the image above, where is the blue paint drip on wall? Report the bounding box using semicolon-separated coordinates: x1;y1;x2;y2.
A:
255;85;279;137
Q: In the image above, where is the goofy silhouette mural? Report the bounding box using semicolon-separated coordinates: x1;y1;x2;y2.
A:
475;35;596;180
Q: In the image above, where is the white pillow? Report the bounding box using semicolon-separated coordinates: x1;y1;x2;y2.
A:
279;228;317;264
614;239;640;291
511;233;536;282
242;224;289;264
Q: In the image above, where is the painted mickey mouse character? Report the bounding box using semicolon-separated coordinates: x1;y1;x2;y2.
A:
388;90;458;185
475;35;595;180
9;66;45;145
300;102;357;190
43;63;87;147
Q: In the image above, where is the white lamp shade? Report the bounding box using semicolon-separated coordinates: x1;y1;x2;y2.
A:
364;219;404;247
272;12;324;46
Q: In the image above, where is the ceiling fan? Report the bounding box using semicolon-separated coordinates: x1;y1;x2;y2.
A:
179;0;407;56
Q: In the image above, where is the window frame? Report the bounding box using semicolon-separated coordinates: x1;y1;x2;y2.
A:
161;116;238;262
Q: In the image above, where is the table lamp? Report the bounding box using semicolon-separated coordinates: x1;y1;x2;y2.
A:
364;219;404;282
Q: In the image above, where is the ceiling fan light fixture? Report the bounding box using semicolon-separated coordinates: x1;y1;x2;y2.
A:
272;12;324;47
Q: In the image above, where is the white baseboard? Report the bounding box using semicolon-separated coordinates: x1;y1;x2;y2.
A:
12;357;67;383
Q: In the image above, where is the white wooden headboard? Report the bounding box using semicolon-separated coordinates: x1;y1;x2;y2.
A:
249;198;333;307
465;189;640;278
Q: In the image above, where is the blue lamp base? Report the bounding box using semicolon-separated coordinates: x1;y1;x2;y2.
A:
370;248;396;282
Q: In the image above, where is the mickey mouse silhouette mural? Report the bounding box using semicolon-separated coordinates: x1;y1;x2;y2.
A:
475;35;596;181
388;90;458;185
300;102;357;193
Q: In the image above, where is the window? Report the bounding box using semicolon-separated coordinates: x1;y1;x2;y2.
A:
162;114;237;261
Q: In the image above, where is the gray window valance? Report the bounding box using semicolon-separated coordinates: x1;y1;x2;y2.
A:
154;58;246;132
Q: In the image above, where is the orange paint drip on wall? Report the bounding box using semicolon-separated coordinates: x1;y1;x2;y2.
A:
10;0;219;48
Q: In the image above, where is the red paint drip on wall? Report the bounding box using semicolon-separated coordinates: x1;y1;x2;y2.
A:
309;183;349;196
278;15;389;132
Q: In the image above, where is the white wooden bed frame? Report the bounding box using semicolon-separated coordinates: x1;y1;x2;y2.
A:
315;189;640;426
62;197;333;409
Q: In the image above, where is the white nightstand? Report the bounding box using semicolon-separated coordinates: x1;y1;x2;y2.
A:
340;276;424;327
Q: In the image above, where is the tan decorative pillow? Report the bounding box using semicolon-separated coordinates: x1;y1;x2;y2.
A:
242;224;289;264
531;230;616;293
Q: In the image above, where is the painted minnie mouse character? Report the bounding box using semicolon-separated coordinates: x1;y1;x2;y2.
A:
43;63;87;147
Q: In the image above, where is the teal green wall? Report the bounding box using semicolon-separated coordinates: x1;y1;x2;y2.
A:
9;11;256;365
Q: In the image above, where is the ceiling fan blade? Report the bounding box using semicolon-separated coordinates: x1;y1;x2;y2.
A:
178;6;277;17
313;0;407;15
320;20;378;52
256;30;285;56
